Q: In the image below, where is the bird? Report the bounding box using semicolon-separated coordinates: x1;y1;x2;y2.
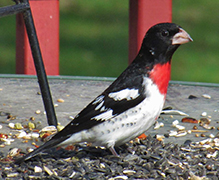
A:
15;22;192;164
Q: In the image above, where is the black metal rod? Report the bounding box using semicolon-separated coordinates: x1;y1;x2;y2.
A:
20;0;58;126
0;3;29;17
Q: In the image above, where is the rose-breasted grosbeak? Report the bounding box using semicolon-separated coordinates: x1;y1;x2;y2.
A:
15;23;192;163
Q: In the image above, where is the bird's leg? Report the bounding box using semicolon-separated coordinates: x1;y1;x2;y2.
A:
109;146;119;156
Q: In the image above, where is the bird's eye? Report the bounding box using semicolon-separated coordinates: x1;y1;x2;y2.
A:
161;30;169;37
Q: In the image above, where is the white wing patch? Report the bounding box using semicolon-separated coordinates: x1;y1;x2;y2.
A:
95;101;104;111
108;89;139;101
91;88;140;121
100;106;107;111
93;95;104;105
91;109;113;121
92;95;113;120
93;95;107;112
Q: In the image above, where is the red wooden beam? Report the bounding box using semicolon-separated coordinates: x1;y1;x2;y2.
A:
129;0;172;63
16;0;59;75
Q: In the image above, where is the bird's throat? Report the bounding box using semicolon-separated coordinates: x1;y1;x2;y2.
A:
149;62;171;96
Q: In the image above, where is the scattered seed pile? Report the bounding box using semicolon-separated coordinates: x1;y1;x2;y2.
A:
0;135;218;179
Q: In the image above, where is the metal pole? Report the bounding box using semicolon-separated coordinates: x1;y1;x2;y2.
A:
20;0;58;126
0;3;29;17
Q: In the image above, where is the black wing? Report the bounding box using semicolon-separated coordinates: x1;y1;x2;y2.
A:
53;66;147;139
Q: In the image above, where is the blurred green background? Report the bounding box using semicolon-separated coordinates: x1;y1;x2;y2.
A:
0;0;219;83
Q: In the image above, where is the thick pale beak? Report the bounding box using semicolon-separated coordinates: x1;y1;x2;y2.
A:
172;28;193;45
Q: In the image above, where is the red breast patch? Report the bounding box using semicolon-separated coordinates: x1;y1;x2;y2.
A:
149;62;171;95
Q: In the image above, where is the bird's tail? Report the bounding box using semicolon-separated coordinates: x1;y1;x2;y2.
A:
14;136;68;164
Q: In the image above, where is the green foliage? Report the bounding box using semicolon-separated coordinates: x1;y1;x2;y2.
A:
59;1;128;77
0;15;15;73
0;0;218;83
172;0;219;83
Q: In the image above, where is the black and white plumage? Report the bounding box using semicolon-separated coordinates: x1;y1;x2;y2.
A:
15;23;192;163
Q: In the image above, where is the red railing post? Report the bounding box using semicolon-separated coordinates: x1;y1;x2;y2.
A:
129;0;172;63
16;0;59;75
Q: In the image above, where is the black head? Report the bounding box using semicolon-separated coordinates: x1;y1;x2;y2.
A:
138;23;192;65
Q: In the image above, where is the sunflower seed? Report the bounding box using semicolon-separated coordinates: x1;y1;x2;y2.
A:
34;166;42;173
202;94;211;99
